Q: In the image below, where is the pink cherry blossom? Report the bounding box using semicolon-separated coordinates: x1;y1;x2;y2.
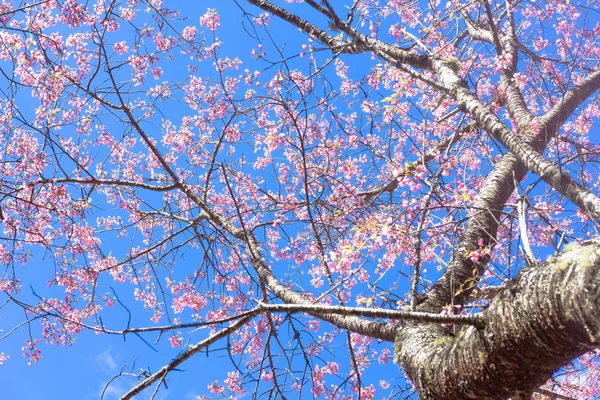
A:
199;9;220;31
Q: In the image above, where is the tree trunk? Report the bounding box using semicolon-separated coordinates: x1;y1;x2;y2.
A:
396;241;600;399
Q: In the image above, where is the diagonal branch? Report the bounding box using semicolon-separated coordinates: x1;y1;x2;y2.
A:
247;0;431;67
255;302;483;327
35;177;178;192
358;121;472;203
431;59;600;223
499;0;534;129
116;302;481;398
120;314;254;400
540;67;600;134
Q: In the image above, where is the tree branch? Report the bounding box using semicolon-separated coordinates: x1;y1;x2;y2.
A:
120;314;254;400
540;67;600;135
255;301;484;328
431;59;600;223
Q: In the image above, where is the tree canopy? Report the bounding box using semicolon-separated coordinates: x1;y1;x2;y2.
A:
0;0;599;398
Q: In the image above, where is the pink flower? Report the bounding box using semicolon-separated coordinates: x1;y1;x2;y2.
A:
253;13;271;26
59;0;87;28
208;381;225;394
182;26;197;41
261;370;274;382
22;339;42;365
224;371;246;395
388;24;404;41
168;333;182;348
199;9;220;31
378;348;392;364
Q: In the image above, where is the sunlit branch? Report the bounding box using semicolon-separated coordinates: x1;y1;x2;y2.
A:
0;0;50;18
247;0;431;67
431;60;600;223
35;177;178;192
480;0;504;54
460;11;495;43
540;67;600;134
516;194;536;266
119;314;254;400
246;0;350;53
498;0;534;129
255;302;484;328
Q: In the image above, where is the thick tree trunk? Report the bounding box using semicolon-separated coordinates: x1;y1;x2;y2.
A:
396;241;600;399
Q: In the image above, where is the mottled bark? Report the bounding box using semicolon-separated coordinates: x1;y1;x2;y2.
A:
397;242;600;399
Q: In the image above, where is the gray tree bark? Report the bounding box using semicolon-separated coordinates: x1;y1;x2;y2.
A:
397;241;600;399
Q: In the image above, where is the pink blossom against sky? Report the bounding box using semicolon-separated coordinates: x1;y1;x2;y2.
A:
0;0;598;398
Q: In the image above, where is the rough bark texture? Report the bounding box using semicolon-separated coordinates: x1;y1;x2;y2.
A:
397;242;600;399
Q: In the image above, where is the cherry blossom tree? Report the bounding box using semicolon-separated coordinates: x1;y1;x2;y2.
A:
0;0;600;398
